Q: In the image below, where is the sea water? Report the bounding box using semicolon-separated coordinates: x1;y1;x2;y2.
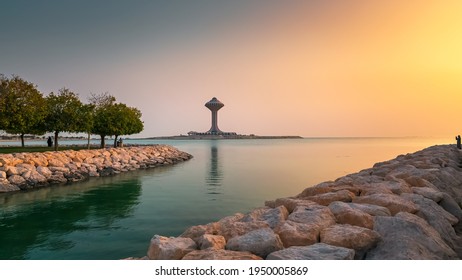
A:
0;137;450;259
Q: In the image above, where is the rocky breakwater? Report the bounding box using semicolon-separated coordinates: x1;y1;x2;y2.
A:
143;145;462;260
0;145;192;192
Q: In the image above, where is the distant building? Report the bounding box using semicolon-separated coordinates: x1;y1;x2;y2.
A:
188;97;237;136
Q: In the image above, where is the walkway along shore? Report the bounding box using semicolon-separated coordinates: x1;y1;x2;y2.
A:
141;145;462;260
0;145;193;192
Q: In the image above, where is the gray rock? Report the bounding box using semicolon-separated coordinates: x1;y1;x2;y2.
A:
36;166;52;178
147;235;197;260
239;206;288;229
439;193;462;221
353;193;418;215
302;190;356;206
276;220;319;247
220;221;270;241
182;249;262;260
401;193;459;249
297;182;360;198
328;201;374;229
198;234;226;250
366;212;457;259
266;243;355;260
348;203;391;216
226;228;284;258
411;187;444;203
288;205;336;229
47;173;68;184
320;224;381;259
266;197;318;213
8;174;26;187
26;170;48;186
0;179;20;192
180;223;221;243
48;167;70;173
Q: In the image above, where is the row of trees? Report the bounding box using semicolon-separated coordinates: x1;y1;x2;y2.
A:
0;74;143;150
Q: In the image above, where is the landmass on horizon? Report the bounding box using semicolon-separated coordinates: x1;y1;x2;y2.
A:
145;97;302;140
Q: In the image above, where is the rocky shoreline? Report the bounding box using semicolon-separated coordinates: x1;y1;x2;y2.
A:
143;144;462;260
0;145;193;193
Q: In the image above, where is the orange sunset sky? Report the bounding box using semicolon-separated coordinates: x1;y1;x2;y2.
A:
1;0;461;138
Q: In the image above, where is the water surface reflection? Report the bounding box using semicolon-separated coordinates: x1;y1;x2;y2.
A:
205;142;223;199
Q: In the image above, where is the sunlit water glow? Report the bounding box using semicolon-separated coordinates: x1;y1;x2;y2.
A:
0;137;450;259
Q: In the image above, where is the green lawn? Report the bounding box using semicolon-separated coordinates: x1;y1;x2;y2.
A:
0;145;100;154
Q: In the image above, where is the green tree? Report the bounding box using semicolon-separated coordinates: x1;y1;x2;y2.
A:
44;88;85;150
0;75;47;147
90;93;143;148
109;103;143;147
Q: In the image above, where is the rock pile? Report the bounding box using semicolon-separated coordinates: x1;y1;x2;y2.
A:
0;145;192;192
145;145;462;260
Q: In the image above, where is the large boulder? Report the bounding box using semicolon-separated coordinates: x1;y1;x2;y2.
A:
320;224;381;259
287;205;336;228
26;170;48;186
147;235;197;260
36;166;52;178
276;220;319;247
301;190;356;206
265;197;318;213
328;201;374;229
297;182;360;198
266;243;355;260
401;193;459;249
225;228;283;258
182;249;262;260
198;234;226;250
411;187;444;203
8;174;26;188
353;193;418;215
0;179;20;192
179;223;221;243
439;193;462;221
239;206;288;229
347;203;391;216
366;212;457;259
47;158;65;168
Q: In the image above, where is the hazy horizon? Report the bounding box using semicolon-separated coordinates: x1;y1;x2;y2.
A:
1;0;461;138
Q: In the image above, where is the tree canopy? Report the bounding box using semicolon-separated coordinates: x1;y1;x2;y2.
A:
44;88;86;150
90;93;144;147
0;75;144;149
0;75;47;147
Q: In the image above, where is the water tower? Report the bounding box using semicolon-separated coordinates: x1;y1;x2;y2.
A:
205;97;224;135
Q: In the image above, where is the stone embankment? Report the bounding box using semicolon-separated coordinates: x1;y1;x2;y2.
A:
0;145;192;192
144;145;462;260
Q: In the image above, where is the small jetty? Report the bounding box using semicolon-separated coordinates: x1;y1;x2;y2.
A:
0;145;192;192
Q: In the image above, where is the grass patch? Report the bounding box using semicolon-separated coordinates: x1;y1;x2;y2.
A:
0;145;101;154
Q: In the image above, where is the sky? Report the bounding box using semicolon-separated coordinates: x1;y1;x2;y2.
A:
1;0;461;138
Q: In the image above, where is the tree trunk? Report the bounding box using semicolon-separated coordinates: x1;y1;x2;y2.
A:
100;135;105;148
87;132;91;150
54;131;59;151
20;133;25;148
114;135;118;148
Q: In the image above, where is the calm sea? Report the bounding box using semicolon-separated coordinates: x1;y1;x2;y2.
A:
0;137;451;259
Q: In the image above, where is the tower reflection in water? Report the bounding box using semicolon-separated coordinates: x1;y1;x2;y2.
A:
205;141;223;200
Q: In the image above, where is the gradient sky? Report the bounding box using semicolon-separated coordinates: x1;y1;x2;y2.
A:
1;0;461;138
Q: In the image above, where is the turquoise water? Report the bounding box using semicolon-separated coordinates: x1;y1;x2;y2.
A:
0;137;450;259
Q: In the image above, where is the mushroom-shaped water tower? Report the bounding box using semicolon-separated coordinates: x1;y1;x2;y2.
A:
205;97;224;135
